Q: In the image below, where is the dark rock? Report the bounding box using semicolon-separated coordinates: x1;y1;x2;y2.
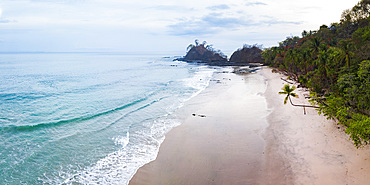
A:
249;64;260;68
232;67;260;74
182;45;227;63
229;46;263;64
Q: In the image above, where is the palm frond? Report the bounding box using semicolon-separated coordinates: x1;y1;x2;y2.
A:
283;84;290;92
280;84;299;105
284;96;288;104
291;93;299;98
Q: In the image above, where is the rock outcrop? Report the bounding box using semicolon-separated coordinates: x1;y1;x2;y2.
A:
229;46;263;64
182;45;228;63
177;42;265;66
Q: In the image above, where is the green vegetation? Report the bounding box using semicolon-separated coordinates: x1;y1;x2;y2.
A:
279;84;320;115
263;0;370;147
279;84;299;105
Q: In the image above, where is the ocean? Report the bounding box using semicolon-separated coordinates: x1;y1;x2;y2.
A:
0;52;221;184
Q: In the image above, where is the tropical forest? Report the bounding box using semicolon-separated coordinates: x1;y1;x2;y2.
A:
262;0;370;147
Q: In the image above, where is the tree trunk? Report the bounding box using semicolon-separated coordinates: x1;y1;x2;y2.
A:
288;96;320;115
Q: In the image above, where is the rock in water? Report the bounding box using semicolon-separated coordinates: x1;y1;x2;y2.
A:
183;45;227;63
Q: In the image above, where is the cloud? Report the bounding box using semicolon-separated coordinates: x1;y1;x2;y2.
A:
167;11;301;36
150;5;195;12
202;13;250;27
245;2;267;6
207;4;230;10
0;0;358;52
260;15;301;25
0;7;14;23
0;18;13;23
167;13;255;36
29;0;86;4
262;20;301;26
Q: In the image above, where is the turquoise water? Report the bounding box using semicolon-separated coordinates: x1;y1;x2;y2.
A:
0;53;217;184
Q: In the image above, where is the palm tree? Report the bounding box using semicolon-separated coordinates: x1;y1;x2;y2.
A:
316;50;332;91
279;84;319;114
187;44;194;51
338;40;354;73
301;49;310;74
285;49;299;81
279;84;299;105
309;37;321;58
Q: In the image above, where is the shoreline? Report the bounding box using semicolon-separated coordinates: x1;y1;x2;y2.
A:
129;66;370;185
261;67;370;184
130;66;269;184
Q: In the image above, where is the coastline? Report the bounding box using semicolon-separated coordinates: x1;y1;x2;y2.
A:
129;66;370;185
261;67;370;184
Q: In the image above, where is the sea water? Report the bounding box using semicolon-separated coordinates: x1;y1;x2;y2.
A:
0;52;218;184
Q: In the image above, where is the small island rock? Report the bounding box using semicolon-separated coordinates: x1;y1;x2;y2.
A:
183;45;228;63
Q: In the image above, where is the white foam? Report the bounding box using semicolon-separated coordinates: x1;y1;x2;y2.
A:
112;132;129;148
183;67;215;91
62;118;181;185
182;66;217;102
59;66;218;185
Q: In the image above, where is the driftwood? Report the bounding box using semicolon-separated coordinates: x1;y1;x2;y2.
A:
281;78;294;84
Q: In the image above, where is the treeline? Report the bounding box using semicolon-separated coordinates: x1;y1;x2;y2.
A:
262;0;370;147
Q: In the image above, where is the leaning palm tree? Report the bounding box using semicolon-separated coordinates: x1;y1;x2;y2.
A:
279;84;298;105
279;84;319;114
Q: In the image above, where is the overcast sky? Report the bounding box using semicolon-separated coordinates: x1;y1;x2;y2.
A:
0;0;360;55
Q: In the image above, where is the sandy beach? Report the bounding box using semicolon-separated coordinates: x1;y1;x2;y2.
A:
130;67;370;185
261;67;370;185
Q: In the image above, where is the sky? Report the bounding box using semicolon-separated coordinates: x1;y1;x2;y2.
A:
0;0;361;55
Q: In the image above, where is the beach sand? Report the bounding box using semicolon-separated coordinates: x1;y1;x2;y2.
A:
261;67;370;185
130;67;370;185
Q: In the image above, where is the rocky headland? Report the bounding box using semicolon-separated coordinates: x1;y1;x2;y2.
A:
178;41;264;67
229;46;264;64
181;44;228;64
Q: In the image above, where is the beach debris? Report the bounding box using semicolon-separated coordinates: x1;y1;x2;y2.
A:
191;114;206;117
280;78;294;84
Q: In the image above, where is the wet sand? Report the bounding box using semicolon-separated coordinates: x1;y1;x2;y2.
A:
130;67;370;185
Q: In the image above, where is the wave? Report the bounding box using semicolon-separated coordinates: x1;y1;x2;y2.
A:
60;69;218;184
60;118;182;185
89;96;170;135
0;92;56;102
0;96;151;133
